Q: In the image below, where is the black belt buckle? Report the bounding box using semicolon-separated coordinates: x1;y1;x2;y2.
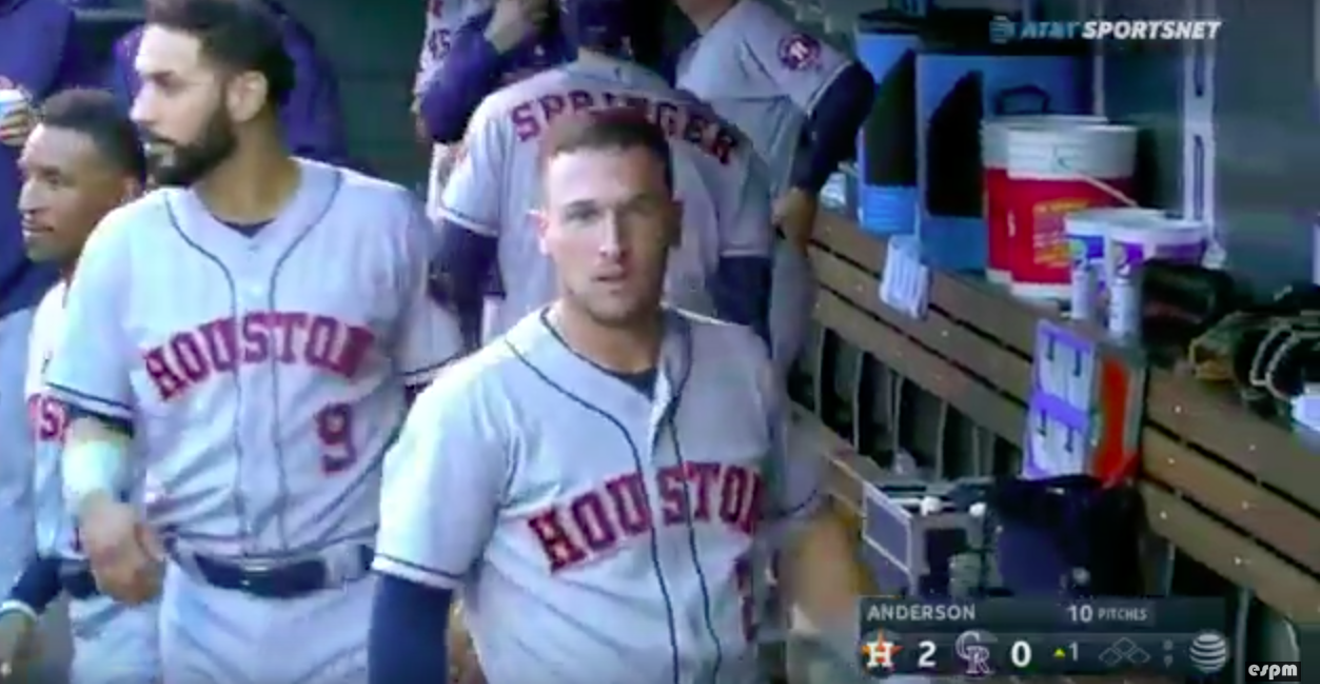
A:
200;556;327;600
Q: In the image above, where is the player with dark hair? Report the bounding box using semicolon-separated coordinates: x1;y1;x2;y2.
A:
108;0;350;165
41;0;464;681
0;88;153;684
372;109;860;684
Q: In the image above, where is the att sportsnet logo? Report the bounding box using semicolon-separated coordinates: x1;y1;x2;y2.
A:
990;16;1223;43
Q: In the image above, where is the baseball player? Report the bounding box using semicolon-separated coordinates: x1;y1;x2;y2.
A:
108;0;351;166
0;88;157;684
43;0;464;681
430;0;775;348
371;110;860;684
0;0;100;608
414;0;496;217
675;0;875;376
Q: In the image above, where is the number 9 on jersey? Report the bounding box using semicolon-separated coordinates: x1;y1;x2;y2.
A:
317;402;357;473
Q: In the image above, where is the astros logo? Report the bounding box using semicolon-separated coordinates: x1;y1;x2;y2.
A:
777;33;821;71
861;630;903;671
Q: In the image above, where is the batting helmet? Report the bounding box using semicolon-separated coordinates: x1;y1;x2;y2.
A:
557;0;651;58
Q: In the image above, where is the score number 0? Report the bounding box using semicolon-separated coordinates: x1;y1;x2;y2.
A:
913;639;1034;670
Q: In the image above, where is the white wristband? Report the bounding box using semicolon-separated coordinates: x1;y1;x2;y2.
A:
0;600;37;623
62;440;128;516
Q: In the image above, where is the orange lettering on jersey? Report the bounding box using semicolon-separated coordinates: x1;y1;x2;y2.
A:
142;313;375;401
507;90;739;164
529;463;761;573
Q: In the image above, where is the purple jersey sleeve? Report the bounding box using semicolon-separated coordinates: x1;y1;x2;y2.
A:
373;362;506;590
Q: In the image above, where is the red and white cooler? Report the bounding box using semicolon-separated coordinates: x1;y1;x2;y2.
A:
1001;124;1137;300
980;115;1107;284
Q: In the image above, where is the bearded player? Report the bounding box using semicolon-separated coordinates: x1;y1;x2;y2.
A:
42;0;464;682
676;0;874;379
370;109;861;684
0;89;156;684
109;0;350;165
429;0;774;349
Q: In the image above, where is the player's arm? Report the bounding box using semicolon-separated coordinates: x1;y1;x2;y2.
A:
417;10;511;146
432;106;507;347
42;209;138;511
394;193;466;391
370;369;507;683
787;62;874;197
757;352;863;647
710;158;774;343
754;21;875;198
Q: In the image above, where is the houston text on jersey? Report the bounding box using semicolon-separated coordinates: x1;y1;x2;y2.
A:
527;461;762;572
143;312;375;401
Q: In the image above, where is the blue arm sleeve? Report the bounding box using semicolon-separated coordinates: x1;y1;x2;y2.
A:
8;556;62;614
712;256;772;344
368;574;452;684
432;224;499;348
789;63;876;194
419;14;506;145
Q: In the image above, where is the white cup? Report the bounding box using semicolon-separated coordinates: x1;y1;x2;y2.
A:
0;89;26;119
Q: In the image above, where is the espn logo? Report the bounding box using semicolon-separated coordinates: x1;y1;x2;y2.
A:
1246;662;1301;681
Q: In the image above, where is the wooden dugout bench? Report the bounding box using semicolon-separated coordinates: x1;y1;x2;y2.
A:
791;209;1315;678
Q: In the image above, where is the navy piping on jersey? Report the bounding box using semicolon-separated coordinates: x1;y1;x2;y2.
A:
657;325;727;682
163;197;250;551
263;170;345;553
45;384;133;421
375;553;467;584
504;333;683;684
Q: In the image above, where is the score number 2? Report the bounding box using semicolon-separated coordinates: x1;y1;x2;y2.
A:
916;640;938;669
317;403;358;473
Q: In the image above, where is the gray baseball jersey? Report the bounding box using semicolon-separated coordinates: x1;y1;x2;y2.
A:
26;282;161;683
439;56;774;338
44;160;463;558
375;308;822;684
676;0;849;197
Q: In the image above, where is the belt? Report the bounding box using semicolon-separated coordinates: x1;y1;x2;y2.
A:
57;560;101;601
173;544;374;600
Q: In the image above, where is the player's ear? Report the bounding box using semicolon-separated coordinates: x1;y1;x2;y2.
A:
529;209;552;255
225;71;270;124
120;176;142;203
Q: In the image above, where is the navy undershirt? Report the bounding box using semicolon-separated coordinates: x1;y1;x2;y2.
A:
222;219;273;237
610;367;657;397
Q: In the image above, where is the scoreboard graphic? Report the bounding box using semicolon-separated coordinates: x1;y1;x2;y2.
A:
857;597;1229;677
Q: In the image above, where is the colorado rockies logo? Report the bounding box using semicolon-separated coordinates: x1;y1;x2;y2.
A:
777;33;821;71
